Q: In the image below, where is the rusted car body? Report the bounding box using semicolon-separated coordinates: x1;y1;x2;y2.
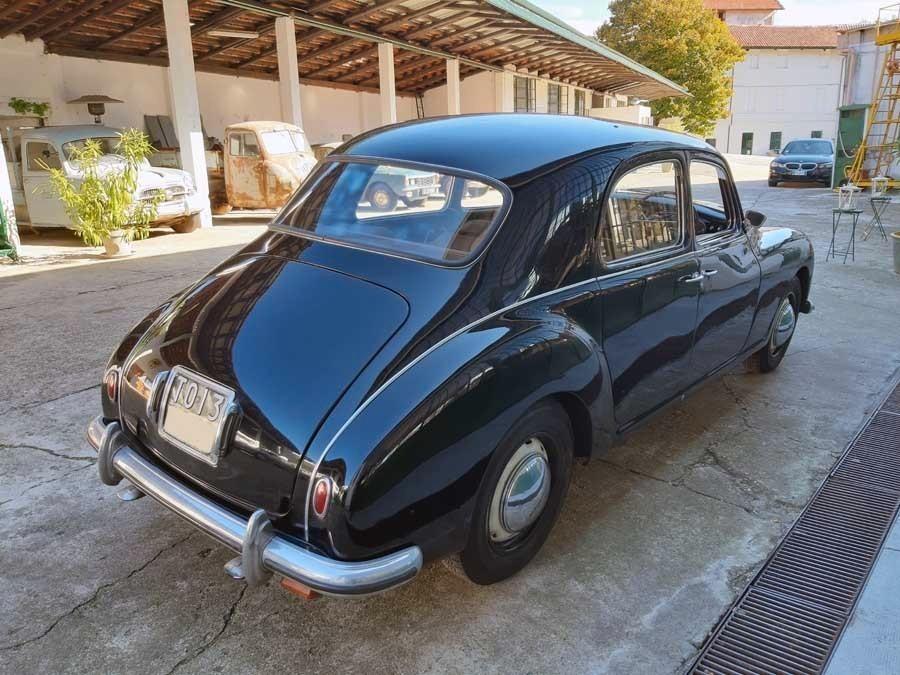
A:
224;121;316;209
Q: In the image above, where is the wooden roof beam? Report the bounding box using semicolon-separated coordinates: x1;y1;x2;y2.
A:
95;6;164;49
351;51;438;84
343;0;411;25
1;0;72;38
40;0;136;43
197;20;275;63
303;43;380;79
147;6;246;56
0;0;33;23
462;33;536;60
401;9;478;40
430;22;503;48
378;1;448;33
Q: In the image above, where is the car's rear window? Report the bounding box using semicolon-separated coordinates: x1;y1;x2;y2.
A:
275;160;507;264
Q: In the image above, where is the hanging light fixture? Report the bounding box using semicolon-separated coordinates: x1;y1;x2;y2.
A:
67;94;124;124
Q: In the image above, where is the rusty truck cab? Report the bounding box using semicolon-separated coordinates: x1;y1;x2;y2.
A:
224;121;316;209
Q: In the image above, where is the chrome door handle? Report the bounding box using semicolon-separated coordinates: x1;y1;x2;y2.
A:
679;273;704;284
701;269;718;277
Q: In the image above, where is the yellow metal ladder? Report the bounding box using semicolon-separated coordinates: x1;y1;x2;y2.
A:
847;4;900;187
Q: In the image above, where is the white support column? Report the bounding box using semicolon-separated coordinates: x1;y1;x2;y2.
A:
494;66;514;112
378;42;397;126
163;0;211;228
446;58;461;115
275;15;303;128
0;138;20;259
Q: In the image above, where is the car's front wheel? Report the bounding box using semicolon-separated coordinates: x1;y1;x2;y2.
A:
460;400;573;585
768;179;779;187
746;277;801;373
367;183;397;212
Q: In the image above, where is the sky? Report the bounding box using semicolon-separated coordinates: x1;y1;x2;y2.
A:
528;0;890;36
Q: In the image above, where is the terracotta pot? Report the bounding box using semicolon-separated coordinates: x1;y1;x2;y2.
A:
102;230;133;257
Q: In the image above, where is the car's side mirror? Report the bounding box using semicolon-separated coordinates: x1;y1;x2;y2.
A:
744;210;766;228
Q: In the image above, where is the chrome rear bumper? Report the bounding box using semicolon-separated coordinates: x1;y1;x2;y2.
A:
87;415;422;596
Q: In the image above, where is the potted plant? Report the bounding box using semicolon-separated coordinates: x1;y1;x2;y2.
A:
42;129;160;256
8;97;50;125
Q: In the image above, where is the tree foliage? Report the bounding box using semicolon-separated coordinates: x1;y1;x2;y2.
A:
42;129;160;247
597;0;744;136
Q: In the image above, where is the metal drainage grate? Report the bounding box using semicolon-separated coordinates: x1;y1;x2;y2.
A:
692;381;900;674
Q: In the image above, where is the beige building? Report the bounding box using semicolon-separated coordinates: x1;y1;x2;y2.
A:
706;1;842;155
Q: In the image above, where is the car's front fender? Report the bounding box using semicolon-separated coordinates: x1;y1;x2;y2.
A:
306;289;615;562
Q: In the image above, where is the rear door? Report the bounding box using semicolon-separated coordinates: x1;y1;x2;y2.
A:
686;155;761;378
597;153;701;427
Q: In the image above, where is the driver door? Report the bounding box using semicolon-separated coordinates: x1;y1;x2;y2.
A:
22;140;69;227
686;155;761;378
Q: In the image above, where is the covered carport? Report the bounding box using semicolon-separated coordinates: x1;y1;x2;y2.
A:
0;0;684;236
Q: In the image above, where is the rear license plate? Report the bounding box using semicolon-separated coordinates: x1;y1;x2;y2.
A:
159;366;235;466
790;169;807;176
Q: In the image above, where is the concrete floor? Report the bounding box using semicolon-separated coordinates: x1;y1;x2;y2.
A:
2;175;900;675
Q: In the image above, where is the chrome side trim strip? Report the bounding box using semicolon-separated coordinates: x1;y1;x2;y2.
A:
305;249;703;535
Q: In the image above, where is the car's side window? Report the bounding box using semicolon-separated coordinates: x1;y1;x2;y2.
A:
25;141;61;172
689;160;737;239
228;132;260;158
600;160;683;263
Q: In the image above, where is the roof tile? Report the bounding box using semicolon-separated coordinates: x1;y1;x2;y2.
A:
729;24;840;49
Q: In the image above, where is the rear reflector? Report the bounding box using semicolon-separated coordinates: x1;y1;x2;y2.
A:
104;367;119;402
312;477;331;518
280;578;321;600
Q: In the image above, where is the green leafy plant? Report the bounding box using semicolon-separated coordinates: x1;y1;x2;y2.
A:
597;0;745;136
42;129;161;247
8;97;50;118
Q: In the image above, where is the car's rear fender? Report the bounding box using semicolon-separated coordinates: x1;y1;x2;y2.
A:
303;290;616;562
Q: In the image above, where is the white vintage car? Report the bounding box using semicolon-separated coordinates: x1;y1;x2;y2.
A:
7;125;206;232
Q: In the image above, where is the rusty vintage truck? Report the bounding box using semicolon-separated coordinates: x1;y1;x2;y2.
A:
223;121;317;209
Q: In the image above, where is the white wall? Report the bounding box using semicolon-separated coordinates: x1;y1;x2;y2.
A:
422;70;497;117
590;104;653;126
714;48;844;155
722;10;775;25
0;33;417;146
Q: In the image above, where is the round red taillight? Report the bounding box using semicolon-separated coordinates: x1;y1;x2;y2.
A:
104;368;119;402
312;477;331;518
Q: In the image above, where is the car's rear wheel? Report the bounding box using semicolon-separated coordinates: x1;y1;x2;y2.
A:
746;277;802;373
459;400;573;585
367;183;397;212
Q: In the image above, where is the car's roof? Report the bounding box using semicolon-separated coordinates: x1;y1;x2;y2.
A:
340;114;711;184
20;125;122;144
226;120;304;133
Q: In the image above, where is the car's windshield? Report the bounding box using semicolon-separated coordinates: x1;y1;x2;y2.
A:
276;160;507;264
62;137;122;160
782;140;832;155
261;130;309;155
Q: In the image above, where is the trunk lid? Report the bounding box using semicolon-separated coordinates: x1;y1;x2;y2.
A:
117;255;409;515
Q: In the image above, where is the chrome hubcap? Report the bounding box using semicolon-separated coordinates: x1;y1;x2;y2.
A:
373;190;390;208
488;438;550;544
771;297;796;351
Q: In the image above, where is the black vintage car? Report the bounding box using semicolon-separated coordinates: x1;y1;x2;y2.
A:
88;115;814;597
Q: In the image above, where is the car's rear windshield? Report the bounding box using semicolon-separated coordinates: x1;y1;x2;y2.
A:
782;140;832;155
275;160;508;264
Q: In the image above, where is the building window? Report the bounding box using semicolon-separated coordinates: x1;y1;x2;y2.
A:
574;90;586;116
741;132;754;155
769;131;782;152
811;130;823;138
514;76;535;113
548;83;569;114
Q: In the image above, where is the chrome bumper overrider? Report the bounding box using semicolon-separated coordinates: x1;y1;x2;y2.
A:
87;415;423;596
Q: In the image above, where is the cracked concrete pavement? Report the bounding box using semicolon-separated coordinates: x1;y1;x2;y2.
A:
3;174;900;674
